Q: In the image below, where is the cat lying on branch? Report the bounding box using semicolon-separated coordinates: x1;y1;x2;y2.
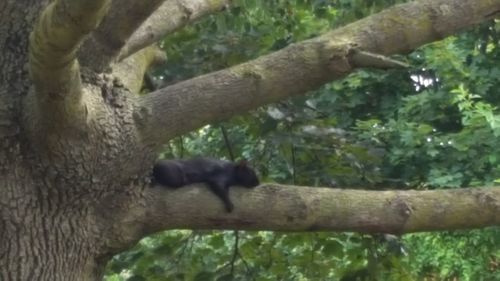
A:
153;158;260;212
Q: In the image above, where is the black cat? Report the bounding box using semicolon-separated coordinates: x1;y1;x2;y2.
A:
153;158;259;212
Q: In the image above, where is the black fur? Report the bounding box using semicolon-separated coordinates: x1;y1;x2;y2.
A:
152;158;259;212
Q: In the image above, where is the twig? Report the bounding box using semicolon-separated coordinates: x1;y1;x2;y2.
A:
229;230;240;276
220;125;235;161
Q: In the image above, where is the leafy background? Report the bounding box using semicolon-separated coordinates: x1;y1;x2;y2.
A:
106;0;500;280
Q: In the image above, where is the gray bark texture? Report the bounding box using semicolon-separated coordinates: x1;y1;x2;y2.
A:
0;0;499;280
1;1;154;279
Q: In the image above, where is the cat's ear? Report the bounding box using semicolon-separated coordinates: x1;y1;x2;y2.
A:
236;159;248;167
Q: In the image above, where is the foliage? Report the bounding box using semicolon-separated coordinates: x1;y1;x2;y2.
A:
107;1;500;280
404;228;500;281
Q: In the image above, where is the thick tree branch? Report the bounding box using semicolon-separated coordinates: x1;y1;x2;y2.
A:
119;0;232;60
145;185;500;233
106;185;500;252
79;0;166;72
28;0;111;126
137;0;500;145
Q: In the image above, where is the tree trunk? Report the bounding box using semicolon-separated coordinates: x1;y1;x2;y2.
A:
0;1;148;279
1;203;101;280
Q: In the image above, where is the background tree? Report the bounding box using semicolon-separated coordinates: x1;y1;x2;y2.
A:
0;0;499;280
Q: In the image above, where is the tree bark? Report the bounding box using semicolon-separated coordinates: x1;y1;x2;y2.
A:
0;0;499;280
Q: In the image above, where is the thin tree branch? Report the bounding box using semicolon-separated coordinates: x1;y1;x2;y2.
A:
136;0;500;146
119;0;232;60
79;0;166;72
350;49;409;69
229;231;239;276
28;0;111;127
220;125;235;161
111;45;167;94
237;251;254;280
